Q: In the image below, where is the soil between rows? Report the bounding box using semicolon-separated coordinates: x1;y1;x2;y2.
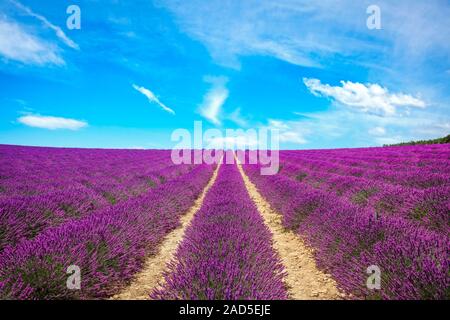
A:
113;159;343;300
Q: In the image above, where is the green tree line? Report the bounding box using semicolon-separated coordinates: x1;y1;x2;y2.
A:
384;134;450;147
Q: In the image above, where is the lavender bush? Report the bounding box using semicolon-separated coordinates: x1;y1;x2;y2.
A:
244;144;449;300
0;146;194;250
152;161;287;300
0;146;215;299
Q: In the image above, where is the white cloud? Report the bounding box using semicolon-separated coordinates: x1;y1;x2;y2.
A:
368;126;386;136
157;0;326;69
374;136;403;146
157;0;450;70
279;104;449;148
18;114;87;130
198;76;228;125
0;18;64;65
132;84;175;115
303;78;426;116
11;0;79;50
225;107;248;127
267;119;308;144
267;120;290;131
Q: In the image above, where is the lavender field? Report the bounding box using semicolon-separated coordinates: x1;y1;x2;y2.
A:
0;144;448;300
244;145;449;299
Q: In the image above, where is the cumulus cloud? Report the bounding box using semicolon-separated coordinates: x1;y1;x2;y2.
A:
10;0;79;50
0;18;64;65
303;78;426;116
18;114;87;130
132;84;175;115
198;76;229;125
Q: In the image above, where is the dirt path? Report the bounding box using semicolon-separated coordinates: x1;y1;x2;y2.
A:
236;160;344;300
111;160;222;300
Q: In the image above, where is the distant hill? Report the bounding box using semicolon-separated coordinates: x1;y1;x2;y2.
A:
384;134;450;146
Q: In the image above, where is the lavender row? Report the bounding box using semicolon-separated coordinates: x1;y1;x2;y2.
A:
282;144;450;168
0;162;196;252
281;153;449;189
243;164;449;300
276;161;449;232
0;145;196;250
0;164;215;299
152;162;287;300
0;146;174;198
282;145;450;169
282;144;450;174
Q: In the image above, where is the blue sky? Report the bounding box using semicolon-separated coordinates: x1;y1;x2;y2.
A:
0;0;449;149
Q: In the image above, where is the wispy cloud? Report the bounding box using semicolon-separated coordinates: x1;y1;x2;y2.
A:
0;17;64;65
269;105;449;148
158;0;450;70
18;114;87;130
10;0;79;50
374;136;403;146
266;119;308;145
226;107;249;127
157;0;326;69
132;84;175;115
303;78;426;117
368;126;386;136
198;76;228;125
